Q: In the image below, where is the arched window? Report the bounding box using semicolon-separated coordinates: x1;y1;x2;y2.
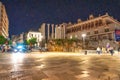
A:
88;23;90;29
82;24;84;30
99;20;102;26
95;21;98;27
91;22;94;29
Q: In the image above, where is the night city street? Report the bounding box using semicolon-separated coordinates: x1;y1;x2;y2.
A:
0;0;120;80
0;52;120;80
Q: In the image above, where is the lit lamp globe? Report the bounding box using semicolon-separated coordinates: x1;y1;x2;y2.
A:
82;34;86;38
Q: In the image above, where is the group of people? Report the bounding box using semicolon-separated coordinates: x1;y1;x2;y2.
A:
96;46;114;56
0;45;11;53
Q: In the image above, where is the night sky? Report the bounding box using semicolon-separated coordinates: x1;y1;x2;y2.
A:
1;0;120;37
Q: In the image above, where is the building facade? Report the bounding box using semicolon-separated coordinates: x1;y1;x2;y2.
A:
66;13;120;41
0;2;9;38
27;31;43;46
65;13;120;48
39;13;120;48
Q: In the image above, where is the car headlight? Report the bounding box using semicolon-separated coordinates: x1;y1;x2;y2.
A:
14;49;17;52
17;46;23;49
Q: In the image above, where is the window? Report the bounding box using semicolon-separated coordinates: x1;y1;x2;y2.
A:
78;26;81;31
94;30;98;34
87;32;90;35
104;28;109;32
31;34;33;37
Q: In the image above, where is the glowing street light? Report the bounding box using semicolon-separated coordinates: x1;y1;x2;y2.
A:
82;34;86;49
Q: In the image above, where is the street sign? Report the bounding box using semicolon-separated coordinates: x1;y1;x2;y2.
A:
115;29;120;41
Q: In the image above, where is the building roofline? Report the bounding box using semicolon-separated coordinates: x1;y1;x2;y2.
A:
67;13;120;28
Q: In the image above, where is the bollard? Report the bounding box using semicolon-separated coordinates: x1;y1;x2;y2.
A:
85;50;87;55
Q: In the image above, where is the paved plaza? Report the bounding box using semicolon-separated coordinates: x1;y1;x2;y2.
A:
0;52;120;80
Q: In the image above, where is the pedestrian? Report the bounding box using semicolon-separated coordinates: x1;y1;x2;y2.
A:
96;47;101;55
4;45;8;52
0;45;1;52
102;46;106;54
1;45;5;53
109;46;114;56
106;43;110;53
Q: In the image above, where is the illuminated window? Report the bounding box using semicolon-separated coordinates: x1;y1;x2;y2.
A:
94;30;98;34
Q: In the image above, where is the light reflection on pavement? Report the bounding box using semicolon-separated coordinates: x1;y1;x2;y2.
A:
0;53;120;80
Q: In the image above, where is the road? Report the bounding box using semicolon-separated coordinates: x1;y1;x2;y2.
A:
0;52;120;80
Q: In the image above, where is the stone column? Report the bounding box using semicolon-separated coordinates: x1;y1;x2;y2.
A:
52;24;54;39
47;24;50;40
55;25;58;39
94;21;96;28
63;25;66;39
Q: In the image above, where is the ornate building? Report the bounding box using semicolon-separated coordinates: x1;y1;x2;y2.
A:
0;2;9;38
66;13;120;41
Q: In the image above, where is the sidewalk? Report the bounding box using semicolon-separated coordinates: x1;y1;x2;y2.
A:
0;50;119;55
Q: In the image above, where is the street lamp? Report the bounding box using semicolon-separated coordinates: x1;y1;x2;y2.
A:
82;34;86;49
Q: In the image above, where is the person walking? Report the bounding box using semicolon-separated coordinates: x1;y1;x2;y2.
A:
102;46;106;54
1;45;5;53
106;43;110;53
109;46;114;56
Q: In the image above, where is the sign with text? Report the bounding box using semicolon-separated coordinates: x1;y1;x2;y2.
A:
115;30;120;41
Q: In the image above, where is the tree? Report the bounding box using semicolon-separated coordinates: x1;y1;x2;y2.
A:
28;38;37;45
8;40;12;45
0;35;7;45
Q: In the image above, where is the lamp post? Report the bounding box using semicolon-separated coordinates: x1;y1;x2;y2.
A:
82;34;86;49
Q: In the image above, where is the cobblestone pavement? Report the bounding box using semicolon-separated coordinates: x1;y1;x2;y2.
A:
0;52;120;80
